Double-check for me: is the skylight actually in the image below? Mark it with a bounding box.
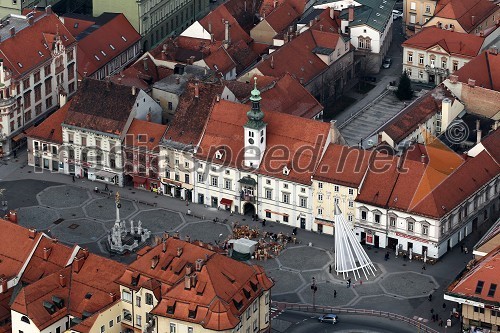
[121,36,127,42]
[17,62,23,68]
[101,50,107,56]
[38,51,43,57]
[94,55,100,61]
[109,44,115,50]
[74,23,79,28]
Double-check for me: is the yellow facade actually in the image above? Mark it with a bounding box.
[403,0,438,35]
[68,302,123,333]
[312,179,357,235]
[423,9,499,33]
[461,304,500,331]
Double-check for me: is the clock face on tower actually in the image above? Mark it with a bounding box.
[248,138,254,144]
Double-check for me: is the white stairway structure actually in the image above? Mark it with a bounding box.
[334,204,376,279]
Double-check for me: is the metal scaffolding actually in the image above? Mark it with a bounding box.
[334,204,376,280]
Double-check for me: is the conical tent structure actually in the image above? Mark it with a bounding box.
[334,204,376,280]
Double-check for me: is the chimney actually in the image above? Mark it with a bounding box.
[46,5,53,14]
[195,258,204,271]
[476,119,481,131]
[330,120,341,143]
[420,154,426,164]
[274,0,278,7]
[143,58,149,71]
[490,47,498,55]
[109,292,117,302]
[299,77,304,84]
[190,274,198,287]
[163,232,170,240]
[270,56,274,69]
[320,24,323,31]
[162,239,167,252]
[82,248,89,259]
[493,120,499,131]
[28,228,36,239]
[479,30,484,37]
[59,89,67,107]
[52,237,58,243]
[43,247,52,261]
[471,15,475,26]
[309,19,314,27]
[173,232,180,239]
[330,7,335,19]
[449,75,458,83]
[161,50,167,60]
[224,20,230,45]
[348,5,354,22]
[184,274,192,289]
[59,274,66,287]
[194,82,199,98]
[151,255,159,269]
[210,33,214,42]
[176,247,183,257]
[185,235,190,243]
[131,86,137,95]
[176,76,180,84]
[28,16,34,26]
[468,78,476,87]
[185,263,193,275]
[208,22,212,33]
[10,27,15,37]
[146,111,152,122]
[0,278,6,293]
[477,129,482,143]
[73,256,85,273]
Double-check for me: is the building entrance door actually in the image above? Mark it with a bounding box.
[300,218,306,229]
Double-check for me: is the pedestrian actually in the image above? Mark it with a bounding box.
[329,264,332,274]
[105,184,109,192]
[262,219,266,227]
[347,278,351,287]
[72,175,75,183]
[334,290,337,298]
[428,294,433,301]
[442,302,446,309]
[13,149,16,158]
[422,264,426,271]
[403,253,407,261]
[439,318,443,327]
[464,246,468,254]
[384,252,389,261]
[460,244,464,253]
[430,308,434,315]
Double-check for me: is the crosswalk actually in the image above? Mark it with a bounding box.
[412,315,429,323]
[270,305,285,320]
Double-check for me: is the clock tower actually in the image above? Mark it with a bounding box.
[243,77,267,168]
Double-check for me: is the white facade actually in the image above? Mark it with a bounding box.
[12,310,69,333]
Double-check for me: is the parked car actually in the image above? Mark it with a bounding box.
[392,10,403,19]
[318,314,339,324]
[382,58,392,69]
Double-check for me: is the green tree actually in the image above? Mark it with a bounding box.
[395,71,413,100]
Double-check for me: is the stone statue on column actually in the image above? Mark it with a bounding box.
[115,191,121,223]
[137,220,143,235]
[130,219,135,235]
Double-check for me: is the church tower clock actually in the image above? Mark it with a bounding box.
[243,77,267,168]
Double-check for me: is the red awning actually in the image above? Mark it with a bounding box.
[161,178,182,187]
[133,176,147,184]
[220,198,233,206]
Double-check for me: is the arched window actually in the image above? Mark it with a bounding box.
[21,316,30,324]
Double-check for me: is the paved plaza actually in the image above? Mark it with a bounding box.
[0,164,488,331]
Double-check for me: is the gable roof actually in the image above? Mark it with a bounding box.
[200,5,252,44]
[63,79,137,135]
[342,0,396,32]
[453,49,500,91]
[124,119,167,151]
[264,2,300,33]
[26,101,72,144]
[433,0,499,33]
[196,99,331,184]
[402,26,485,58]
[0,13,76,79]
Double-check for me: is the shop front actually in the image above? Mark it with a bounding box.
[220,198,233,211]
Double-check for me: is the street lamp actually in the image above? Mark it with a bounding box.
[311,277,318,309]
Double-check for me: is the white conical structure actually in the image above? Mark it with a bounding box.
[334,204,376,280]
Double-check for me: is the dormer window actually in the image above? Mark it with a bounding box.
[215,150,223,159]
[283,166,290,176]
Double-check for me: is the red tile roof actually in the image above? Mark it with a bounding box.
[381,85,454,144]
[71,14,141,77]
[226,39,260,73]
[245,73,323,118]
[225,75,277,99]
[453,49,500,91]
[118,237,273,331]
[26,101,71,144]
[313,144,372,187]
[402,26,485,58]
[259,0,307,16]
[0,14,76,79]
[124,119,167,151]
[111,55,174,91]
[64,79,137,135]
[481,128,500,164]
[196,99,331,184]
[264,2,300,33]
[204,46,236,75]
[447,246,500,304]
[200,5,252,44]
[61,16,95,37]
[433,0,498,33]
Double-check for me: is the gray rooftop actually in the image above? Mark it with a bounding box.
[339,0,396,32]
[0,13,47,43]
[152,64,212,95]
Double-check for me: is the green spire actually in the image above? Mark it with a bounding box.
[245,77,266,129]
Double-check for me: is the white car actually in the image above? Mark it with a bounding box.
[392,10,403,20]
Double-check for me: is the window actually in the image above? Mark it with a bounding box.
[68,63,75,80]
[23,78,30,90]
[45,96,53,108]
[334,185,339,192]
[282,193,290,204]
[246,308,251,319]
[418,54,424,65]
[299,197,307,207]
[410,1,416,10]
[361,210,367,220]
[188,328,193,333]
[95,139,101,148]
[224,179,231,190]
[168,102,173,110]
[44,78,52,94]
[67,49,74,61]
[265,189,272,199]
[453,61,459,71]
[406,68,412,77]
[101,325,105,333]
[475,281,485,294]
[318,208,323,215]
[374,214,380,223]
[407,52,413,63]
[430,56,435,67]
[136,295,141,307]
[185,174,190,184]
[123,309,132,322]
[389,216,396,227]
[422,225,429,235]
[266,211,271,218]
[23,91,31,108]
[109,320,113,327]
[116,315,121,323]
[410,14,416,24]
[283,215,289,223]
[34,71,41,83]
[253,301,258,312]
[348,188,354,195]
[44,64,51,76]
[425,5,431,13]
[145,293,154,305]
[197,173,203,182]
[20,316,30,324]
[283,184,288,189]
[211,176,218,187]
[487,284,497,297]
[136,315,142,327]
[318,182,323,189]
[419,70,424,79]
[348,214,353,222]
[266,179,271,185]
[253,319,258,331]
[122,290,132,303]
[318,194,323,201]
[407,221,414,231]
[170,323,176,333]
[441,58,447,69]
[348,200,353,208]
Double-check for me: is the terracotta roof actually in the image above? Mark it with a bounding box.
[223,0,263,32]
[119,238,273,331]
[64,79,137,135]
[0,14,76,79]
[245,73,323,118]
[26,101,71,144]
[163,81,224,146]
[226,39,260,73]
[256,29,331,84]
[433,0,499,33]
[259,0,307,16]
[381,85,454,144]
[0,219,42,281]
[313,144,372,187]
[70,13,141,77]
[402,26,484,58]
[111,55,174,91]
[124,119,167,151]
[61,16,95,37]
[12,253,126,330]
[264,2,300,33]
[446,246,500,305]
[481,128,500,163]
[196,99,331,184]
[453,49,500,91]
[200,5,252,44]
[204,46,236,75]
[225,75,277,100]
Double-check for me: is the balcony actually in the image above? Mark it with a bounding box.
[424,65,449,76]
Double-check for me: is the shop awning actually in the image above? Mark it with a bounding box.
[133,176,147,184]
[161,177,182,187]
[12,132,26,142]
[220,198,233,206]
[94,170,117,178]
[238,176,257,186]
